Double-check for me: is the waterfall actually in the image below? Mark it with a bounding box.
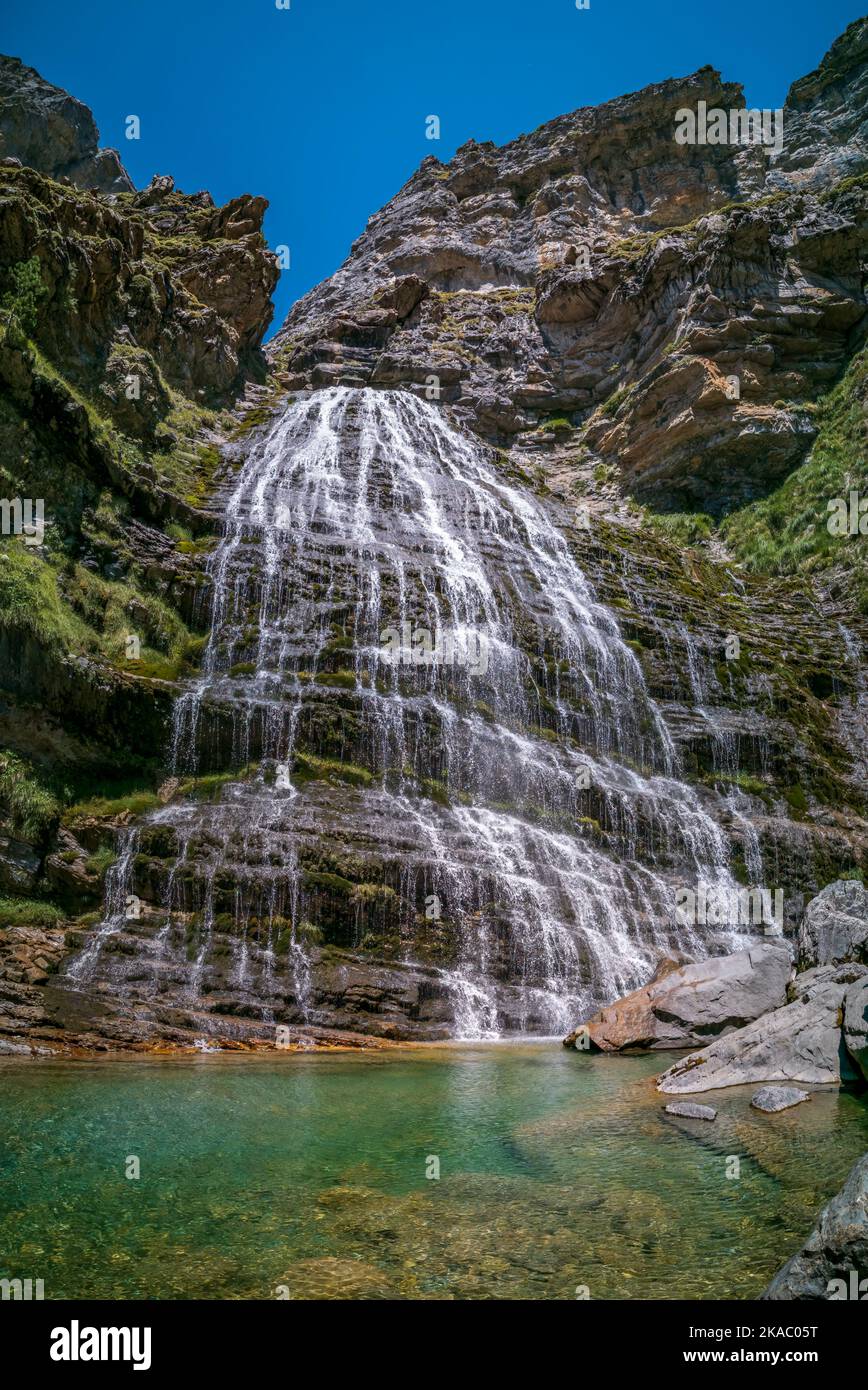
[64,387,747,1039]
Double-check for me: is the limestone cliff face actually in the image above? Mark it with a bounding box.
[270,18,868,511]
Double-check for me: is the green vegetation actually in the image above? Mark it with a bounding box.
[0,752,61,840]
[293,752,374,788]
[598,385,633,419]
[83,846,117,879]
[1,258,49,335]
[0,896,65,929]
[644,511,715,547]
[63,790,161,824]
[721,348,868,610]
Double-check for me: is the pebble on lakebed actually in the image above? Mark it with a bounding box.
[750,1086,811,1113]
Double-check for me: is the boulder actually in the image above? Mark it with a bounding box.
[798,879,868,969]
[657,978,863,1094]
[750,1086,810,1113]
[563,942,792,1052]
[761,1154,868,1299]
[843,976,868,1082]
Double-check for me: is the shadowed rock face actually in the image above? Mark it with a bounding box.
[761,1153,868,1299]
[0,54,133,194]
[269,19,868,512]
[844,975,868,1081]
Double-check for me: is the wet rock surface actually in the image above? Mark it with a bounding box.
[843,975,868,1082]
[751,1085,811,1112]
[0,34,866,1054]
[664,1101,717,1121]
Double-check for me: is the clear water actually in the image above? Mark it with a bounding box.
[1,1047,865,1300]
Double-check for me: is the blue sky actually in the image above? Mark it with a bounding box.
[4,0,865,338]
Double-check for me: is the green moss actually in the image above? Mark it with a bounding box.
[316,669,358,689]
[538,415,573,433]
[293,752,373,788]
[63,790,161,823]
[179,769,255,801]
[302,870,355,897]
[83,845,117,879]
[598,386,634,419]
[230,405,276,437]
[784,783,809,816]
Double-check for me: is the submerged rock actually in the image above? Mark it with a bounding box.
[563,942,791,1052]
[664,1101,717,1121]
[750,1086,811,1113]
[761,1154,868,1300]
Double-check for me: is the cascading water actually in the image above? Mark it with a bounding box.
[62,387,749,1041]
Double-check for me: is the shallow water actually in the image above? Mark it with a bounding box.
[1,1044,865,1300]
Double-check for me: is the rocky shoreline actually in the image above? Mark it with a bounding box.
[564,876,868,1298]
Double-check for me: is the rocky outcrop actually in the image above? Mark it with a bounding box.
[0,55,132,193]
[798,878,868,968]
[657,964,867,1094]
[0,165,278,405]
[761,1153,868,1299]
[563,941,791,1050]
[769,17,868,192]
